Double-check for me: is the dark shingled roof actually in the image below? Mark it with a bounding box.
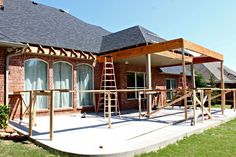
[0,0,174,54]
[194,63,236,84]
[0,0,110,53]
[100,25,165,53]
[161,63,236,84]
[160,65,191,76]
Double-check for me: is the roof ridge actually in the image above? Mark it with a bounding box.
[136,25,148,45]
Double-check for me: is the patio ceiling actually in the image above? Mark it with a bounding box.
[115,51,192,67]
[97,38,224,66]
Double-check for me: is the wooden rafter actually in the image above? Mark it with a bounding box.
[49,47,56,55]
[37,45,45,54]
[88,52,96,60]
[60,48,68,56]
[71,49,78,58]
[78,50,87,59]
[25,44,32,53]
[23,44,95,60]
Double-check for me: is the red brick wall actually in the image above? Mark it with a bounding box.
[114,62,186,110]
[7,53,192,116]
[8,53,100,115]
[0,48,6,104]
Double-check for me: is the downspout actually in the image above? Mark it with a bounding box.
[5,47,26,106]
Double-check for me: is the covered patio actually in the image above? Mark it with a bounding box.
[9,38,229,134]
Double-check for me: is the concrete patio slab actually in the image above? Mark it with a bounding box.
[9,108,236,157]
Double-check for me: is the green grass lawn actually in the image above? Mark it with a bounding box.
[211,104,232,109]
[138,118,236,157]
[0,139,56,157]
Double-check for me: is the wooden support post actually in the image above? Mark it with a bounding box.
[192,89,197,125]
[191,63,196,125]
[50,91,54,141]
[200,90,204,122]
[233,91,236,112]
[32,93,37,127]
[20,97,23,121]
[29,91,33,136]
[182,49,188,120]
[146,54,152,116]
[220,61,225,115]
[208,90,212,119]
[108,91,111,128]
[138,92,141,119]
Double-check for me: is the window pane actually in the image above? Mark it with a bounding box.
[77,64,93,106]
[136,73,144,88]
[172,80,177,89]
[166,79,177,100]
[127,92,136,99]
[166,80,171,89]
[127,72,135,87]
[53,62,72,108]
[24,59,48,109]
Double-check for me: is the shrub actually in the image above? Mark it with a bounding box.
[0,105,10,129]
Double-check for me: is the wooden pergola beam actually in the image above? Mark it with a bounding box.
[193,56,220,64]
[183,39,223,61]
[97,38,223,63]
[97,38,184,62]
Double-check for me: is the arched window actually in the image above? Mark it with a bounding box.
[77,64,94,106]
[53,62,73,108]
[24,59,48,109]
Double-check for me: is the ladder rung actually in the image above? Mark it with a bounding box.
[105,62,113,65]
[100,98,118,101]
[103,74,114,76]
[105,68,113,70]
[102,86,116,88]
[102,80,116,82]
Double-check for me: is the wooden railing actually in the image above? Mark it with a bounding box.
[11,88,236,141]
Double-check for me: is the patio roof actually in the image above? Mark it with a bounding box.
[97,38,223,68]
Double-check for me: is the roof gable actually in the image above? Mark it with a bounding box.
[100,25,165,53]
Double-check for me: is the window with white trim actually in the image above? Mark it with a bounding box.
[127,72,145,99]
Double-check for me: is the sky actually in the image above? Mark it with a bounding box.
[36,0,236,70]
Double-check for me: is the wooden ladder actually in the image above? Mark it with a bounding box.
[96,56,120,117]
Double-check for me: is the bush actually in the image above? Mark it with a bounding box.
[0,105,10,129]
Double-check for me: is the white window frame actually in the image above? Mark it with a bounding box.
[77,63,95,108]
[127,71,146,100]
[24,58,49,111]
[52,61,73,109]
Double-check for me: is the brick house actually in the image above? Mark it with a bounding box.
[0,0,225,116]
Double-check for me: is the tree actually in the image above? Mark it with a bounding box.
[195,72,207,87]
[209,73,216,88]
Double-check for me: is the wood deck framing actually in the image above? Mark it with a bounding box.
[11,87,236,141]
